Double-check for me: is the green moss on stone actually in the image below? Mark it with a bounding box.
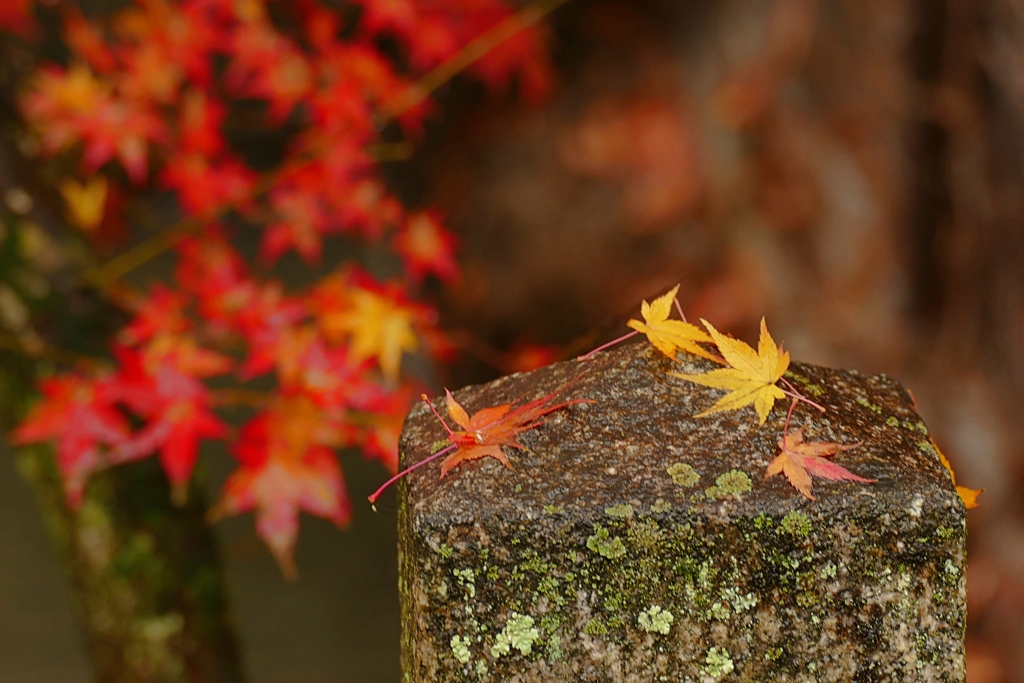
[605,503,634,518]
[667,462,700,487]
[586,524,626,559]
[650,498,672,514]
[627,518,664,552]
[705,470,752,499]
[785,372,825,396]
[779,510,812,537]
[856,397,882,413]
[583,617,607,636]
[722,586,757,612]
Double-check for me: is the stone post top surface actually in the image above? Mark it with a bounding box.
[399,341,961,526]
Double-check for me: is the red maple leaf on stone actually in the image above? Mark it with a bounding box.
[765,428,873,500]
[210,404,350,578]
[11,374,129,508]
[435,388,591,477]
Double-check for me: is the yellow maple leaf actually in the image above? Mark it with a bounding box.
[932,437,982,509]
[60,176,108,232]
[669,318,790,425]
[327,287,418,383]
[626,285,717,361]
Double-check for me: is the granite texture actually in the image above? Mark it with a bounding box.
[398,342,966,682]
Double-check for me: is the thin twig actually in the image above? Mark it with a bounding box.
[0,329,106,372]
[209,387,272,409]
[383,0,572,117]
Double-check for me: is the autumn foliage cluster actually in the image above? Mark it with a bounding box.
[1,0,553,576]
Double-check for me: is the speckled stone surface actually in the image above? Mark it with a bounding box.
[397,342,966,682]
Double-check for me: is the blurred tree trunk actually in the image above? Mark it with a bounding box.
[14,442,246,683]
[0,39,245,683]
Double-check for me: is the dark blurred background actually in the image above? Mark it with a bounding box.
[3,0,1023,681]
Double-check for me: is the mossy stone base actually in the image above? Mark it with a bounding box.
[398,343,966,682]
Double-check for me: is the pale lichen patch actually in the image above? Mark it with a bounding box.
[702,647,734,678]
[450,635,472,664]
[667,462,700,487]
[490,612,539,658]
[637,605,673,634]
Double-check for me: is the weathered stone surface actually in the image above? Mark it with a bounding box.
[398,342,966,682]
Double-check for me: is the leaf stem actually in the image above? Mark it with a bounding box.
[367,443,457,505]
[782,396,798,436]
[673,297,688,323]
[421,393,455,437]
[577,330,638,361]
[779,377,826,413]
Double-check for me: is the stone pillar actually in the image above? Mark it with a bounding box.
[397,343,966,682]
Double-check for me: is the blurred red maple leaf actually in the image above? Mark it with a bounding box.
[111,343,230,502]
[11,374,129,507]
[210,402,350,578]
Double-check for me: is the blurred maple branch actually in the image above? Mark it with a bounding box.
[84,0,573,292]
[382,0,572,116]
[0,329,106,372]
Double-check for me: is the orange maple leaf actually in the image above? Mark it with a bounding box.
[436,389,592,477]
[367,386,592,504]
[932,437,982,509]
[669,318,790,425]
[626,285,717,362]
[765,428,872,500]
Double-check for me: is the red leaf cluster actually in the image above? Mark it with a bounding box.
[7,0,553,575]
